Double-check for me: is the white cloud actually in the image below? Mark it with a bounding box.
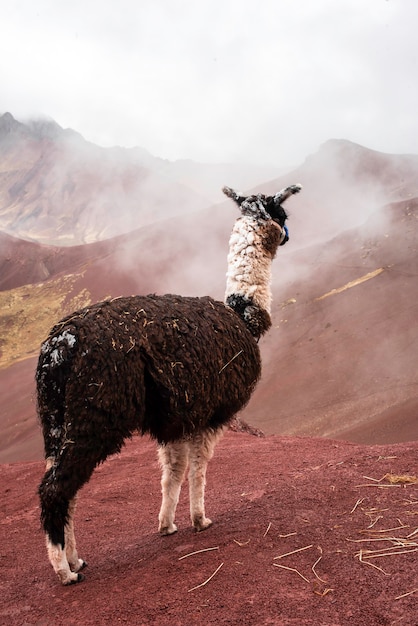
[1,0,418,166]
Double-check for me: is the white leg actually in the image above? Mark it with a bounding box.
[158,441,189,535]
[188,430,222,532]
[65,497,86,573]
[42,459,86,585]
[47,538,81,585]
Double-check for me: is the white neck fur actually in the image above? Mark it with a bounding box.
[225,216,276,314]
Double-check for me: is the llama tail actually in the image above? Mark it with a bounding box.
[37,333,81,550]
[273,184,302,205]
[36,329,78,462]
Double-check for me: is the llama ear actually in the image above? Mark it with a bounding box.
[273,184,302,205]
[222,186,235,199]
[222,186,245,206]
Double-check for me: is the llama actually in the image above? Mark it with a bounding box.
[37,183,301,585]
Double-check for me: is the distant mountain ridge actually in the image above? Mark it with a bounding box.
[0,113,212,245]
[0,113,282,245]
[0,111,82,142]
[2,112,417,248]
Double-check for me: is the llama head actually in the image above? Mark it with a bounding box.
[222,183,302,246]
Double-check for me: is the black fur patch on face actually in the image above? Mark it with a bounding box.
[226,294,272,340]
[263,197,288,228]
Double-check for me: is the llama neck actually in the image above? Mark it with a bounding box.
[224,216,279,339]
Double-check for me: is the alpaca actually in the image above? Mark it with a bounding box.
[36,183,301,585]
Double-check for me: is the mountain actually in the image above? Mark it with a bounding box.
[1,130,418,463]
[0,113,282,245]
[0,113,211,244]
[257,138,418,248]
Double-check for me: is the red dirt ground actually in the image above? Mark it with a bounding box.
[2,430,418,625]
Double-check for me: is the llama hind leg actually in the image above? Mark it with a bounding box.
[39,454,95,585]
[188,430,222,532]
[65,497,87,573]
[43,498,87,584]
[158,442,189,535]
[39,467,82,585]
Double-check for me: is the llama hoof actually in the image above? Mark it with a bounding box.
[67,572,85,584]
[70,558,87,572]
[159,523,178,536]
[193,516,213,532]
[62,572,85,585]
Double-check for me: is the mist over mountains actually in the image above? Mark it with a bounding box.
[0,112,417,462]
[0,112,281,245]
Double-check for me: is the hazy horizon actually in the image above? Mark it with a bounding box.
[2,1,418,168]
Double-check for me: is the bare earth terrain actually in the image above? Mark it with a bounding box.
[2,430,418,625]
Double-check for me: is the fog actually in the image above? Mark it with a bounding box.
[3,112,416,313]
[2,0,418,168]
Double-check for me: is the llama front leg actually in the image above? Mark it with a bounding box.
[158,442,189,535]
[188,430,221,532]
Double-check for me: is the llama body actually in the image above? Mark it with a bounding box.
[37,184,301,584]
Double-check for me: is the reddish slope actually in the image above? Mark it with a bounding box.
[0,203,230,296]
[1,432,418,625]
[247,198,418,442]
[0,357,42,463]
[0,231,98,291]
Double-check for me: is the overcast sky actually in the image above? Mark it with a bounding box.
[2,0,417,167]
